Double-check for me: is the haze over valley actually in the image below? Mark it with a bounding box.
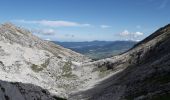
[55,41,136,60]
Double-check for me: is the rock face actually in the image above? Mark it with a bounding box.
[69,24,170,100]
[0,23,102,99]
[0,23,87,62]
[0,80,60,100]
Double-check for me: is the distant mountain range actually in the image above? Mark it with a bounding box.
[53,41,137,60]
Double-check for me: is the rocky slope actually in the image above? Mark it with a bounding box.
[0,23,105,99]
[69,24,170,100]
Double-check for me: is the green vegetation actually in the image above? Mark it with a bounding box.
[41,58,50,68]
[61,61,77,78]
[31,59,50,72]
[55,41,136,60]
[99,69,112,78]
[93,62,114,78]
[53,96,67,100]
[31,64,44,72]
[93,65,112,78]
[85,50,125,60]
[62,61,72,74]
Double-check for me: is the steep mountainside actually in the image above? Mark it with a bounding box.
[0,23,87,62]
[0,23,104,99]
[69,24,170,100]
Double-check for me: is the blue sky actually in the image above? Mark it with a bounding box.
[0,0,170,41]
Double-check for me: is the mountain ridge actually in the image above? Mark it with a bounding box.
[0,23,97,99]
[0,23,89,62]
[69,23,170,100]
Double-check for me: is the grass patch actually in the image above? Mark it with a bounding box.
[53,96,67,100]
[62,61,72,74]
[61,61,77,78]
[93,66,112,78]
[99,69,112,78]
[31,59,50,73]
[41,58,50,68]
[31,64,43,72]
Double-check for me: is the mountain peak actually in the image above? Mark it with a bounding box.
[2,22,16,27]
[1,22,21,32]
[0,22,32,41]
[133,23,170,48]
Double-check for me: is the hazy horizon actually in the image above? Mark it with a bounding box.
[52,40,139,42]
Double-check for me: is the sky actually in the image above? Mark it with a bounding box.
[0,0,170,41]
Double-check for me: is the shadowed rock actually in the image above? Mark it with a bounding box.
[69,24,170,100]
[0,80,66,100]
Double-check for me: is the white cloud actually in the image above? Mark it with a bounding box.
[120,30,144,37]
[135,32,143,36]
[133,32,144,38]
[81,24,91,27]
[100,25,111,29]
[32,29,56,35]
[120,30,130,36]
[120,30,144,41]
[15,20,91,27]
[45,38,51,41]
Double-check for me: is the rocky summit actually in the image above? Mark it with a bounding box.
[0,23,170,100]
